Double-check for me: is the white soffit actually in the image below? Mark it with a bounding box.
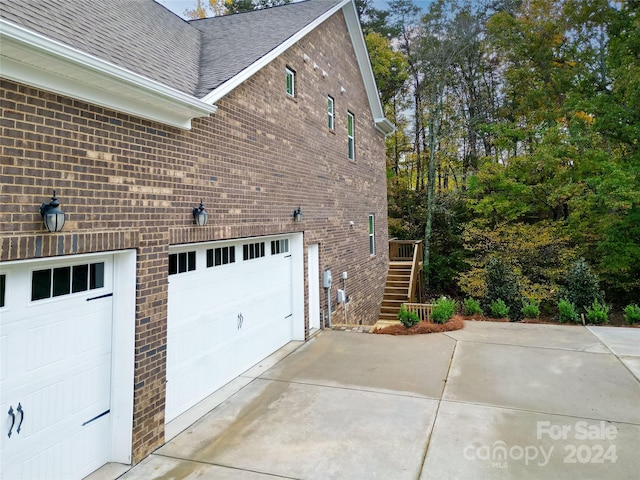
[0,19,217,130]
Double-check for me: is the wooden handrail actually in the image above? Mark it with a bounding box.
[407,243,419,302]
[389,239,422,261]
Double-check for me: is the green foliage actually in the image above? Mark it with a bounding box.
[463,297,483,316]
[564,259,604,315]
[521,298,540,319]
[459,221,576,309]
[585,300,609,325]
[381,0,639,307]
[397,304,419,328]
[624,304,640,325]
[365,32,408,105]
[484,257,523,321]
[489,299,509,319]
[432,297,457,324]
[557,299,579,324]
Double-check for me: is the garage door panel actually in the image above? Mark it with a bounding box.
[25,320,67,372]
[0,255,114,480]
[167,236,298,422]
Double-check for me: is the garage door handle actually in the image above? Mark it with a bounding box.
[87,293,113,301]
[237,313,243,330]
[7,406,15,438]
[16,403,23,434]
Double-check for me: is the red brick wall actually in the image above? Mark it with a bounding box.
[0,10,388,461]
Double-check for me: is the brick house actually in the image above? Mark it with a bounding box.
[0,0,392,477]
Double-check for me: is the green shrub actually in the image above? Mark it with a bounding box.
[463,297,483,316]
[586,300,609,324]
[489,299,510,318]
[564,259,604,315]
[432,297,457,324]
[484,257,523,321]
[624,304,640,325]
[558,299,579,323]
[398,304,419,328]
[521,298,540,319]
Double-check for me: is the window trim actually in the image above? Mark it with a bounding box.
[347,111,355,160]
[327,95,335,130]
[286,67,295,97]
[368,214,375,256]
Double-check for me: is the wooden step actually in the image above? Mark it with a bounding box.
[383,292,408,301]
[387,274,410,281]
[389,261,413,267]
[383,288,408,295]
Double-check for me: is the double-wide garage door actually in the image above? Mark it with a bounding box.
[0,256,114,480]
[166,235,298,422]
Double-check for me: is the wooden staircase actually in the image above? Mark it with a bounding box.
[379,240,423,322]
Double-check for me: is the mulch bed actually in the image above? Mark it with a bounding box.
[373,314,465,335]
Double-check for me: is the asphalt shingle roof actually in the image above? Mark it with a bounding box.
[0,0,201,95]
[0,0,344,98]
[189,0,343,97]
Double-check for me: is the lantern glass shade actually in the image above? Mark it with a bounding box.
[43,210,65,232]
[193,200,208,226]
[40,191,65,232]
[195,209,208,226]
[293,207,302,222]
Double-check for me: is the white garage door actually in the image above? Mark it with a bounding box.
[166,235,296,421]
[0,255,113,480]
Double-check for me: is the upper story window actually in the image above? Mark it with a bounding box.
[369,214,375,256]
[327,96,335,130]
[347,112,355,160]
[169,251,196,275]
[286,67,295,97]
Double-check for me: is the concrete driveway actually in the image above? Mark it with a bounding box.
[116,322,640,480]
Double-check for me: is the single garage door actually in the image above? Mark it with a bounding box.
[166,235,296,421]
[0,255,114,480]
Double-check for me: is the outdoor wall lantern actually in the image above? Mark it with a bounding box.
[39,190,66,232]
[293,207,303,222]
[192,200,208,226]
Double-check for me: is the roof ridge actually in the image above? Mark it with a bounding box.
[188,0,315,23]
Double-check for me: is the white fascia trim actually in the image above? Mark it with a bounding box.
[0,19,217,129]
[201,0,351,105]
[342,1,395,135]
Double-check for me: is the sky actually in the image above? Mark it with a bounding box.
[156,0,435,19]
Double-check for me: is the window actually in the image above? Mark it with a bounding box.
[0,274,5,308]
[286,67,295,97]
[347,112,355,160]
[369,214,375,255]
[327,96,335,130]
[207,246,235,267]
[31,262,105,301]
[271,239,289,255]
[243,242,265,260]
[168,251,196,275]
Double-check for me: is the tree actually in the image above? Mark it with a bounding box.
[184,0,290,18]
